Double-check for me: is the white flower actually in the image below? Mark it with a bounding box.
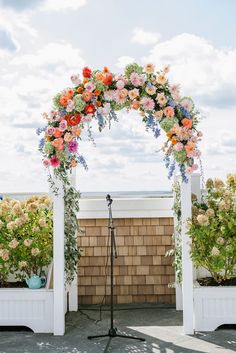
[197,214,209,226]
[211,246,220,256]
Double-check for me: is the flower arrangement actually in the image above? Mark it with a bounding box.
[0,196,53,286]
[38,62,202,282]
[188,174,236,284]
[38,63,202,181]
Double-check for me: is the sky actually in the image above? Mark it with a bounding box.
[0,0,236,193]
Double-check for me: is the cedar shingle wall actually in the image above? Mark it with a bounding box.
[77,217,175,305]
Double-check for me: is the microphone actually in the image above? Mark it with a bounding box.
[106,194,113,205]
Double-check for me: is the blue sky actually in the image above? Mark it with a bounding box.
[0,0,236,193]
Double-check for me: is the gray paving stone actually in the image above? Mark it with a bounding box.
[0,305,235,353]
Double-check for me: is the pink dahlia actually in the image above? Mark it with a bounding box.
[130,72,145,87]
[59,119,67,132]
[163,106,175,118]
[68,139,78,153]
[50,156,60,168]
[140,97,155,111]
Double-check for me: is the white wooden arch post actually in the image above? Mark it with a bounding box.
[52,175,65,335]
[68,168,78,311]
[181,173,201,334]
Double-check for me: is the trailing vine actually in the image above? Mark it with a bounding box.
[166,179,182,285]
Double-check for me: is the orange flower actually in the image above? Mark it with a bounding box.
[171,137,178,144]
[94,89,101,96]
[60,95,69,107]
[77,86,84,94]
[70,159,78,168]
[71,126,81,137]
[96,101,102,107]
[102,73,113,85]
[185,142,195,154]
[166,133,172,139]
[83,79,88,85]
[66,89,74,98]
[95,72,103,81]
[131,100,140,110]
[52,138,64,150]
[54,128,62,138]
[103,66,110,73]
[181,118,192,129]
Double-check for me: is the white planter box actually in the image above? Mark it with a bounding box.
[0,288,53,333]
[194,285,236,331]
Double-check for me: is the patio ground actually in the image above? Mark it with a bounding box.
[0,304,236,353]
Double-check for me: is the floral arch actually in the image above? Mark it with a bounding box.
[38,62,202,284]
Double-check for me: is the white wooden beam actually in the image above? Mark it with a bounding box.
[181,178,194,334]
[53,176,65,335]
[68,169,78,312]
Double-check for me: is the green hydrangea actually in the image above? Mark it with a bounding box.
[95,81,105,92]
[53,93,62,109]
[160,117,178,133]
[56,151,68,161]
[44,142,54,155]
[173,150,187,164]
[124,63,143,78]
[110,101,127,111]
[74,94,86,112]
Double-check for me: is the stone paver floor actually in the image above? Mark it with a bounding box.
[0,304,236,353]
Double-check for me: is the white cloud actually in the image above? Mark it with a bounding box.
[142,33,236,107]
[131,27,161,45]
[41,0,87,11]
[116,56,135,69]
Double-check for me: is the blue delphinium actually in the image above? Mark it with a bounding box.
[77,155,88,170]
[179,105,190,118]
[38,138,45,152]
[180,164,188,183]
[36,126,46,136]
[168,161,176,179]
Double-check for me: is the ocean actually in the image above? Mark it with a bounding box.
[0,190,173,200]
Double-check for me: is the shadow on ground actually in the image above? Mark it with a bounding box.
[0,304,236,353]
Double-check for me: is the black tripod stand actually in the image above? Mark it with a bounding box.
[88,194,145,352]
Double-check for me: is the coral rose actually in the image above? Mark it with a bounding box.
[181,118,192,129]
[60,95,69,107]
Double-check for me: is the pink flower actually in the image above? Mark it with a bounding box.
[46,126,55,136]
[59,119,67,132]
[140,97,155,111]
[113,89,128,104]
[84,81,95,92]
[163,106,175,118]
[104,90,115,101]
[43,159,50,168]
[66,99,75,113]
[154,110,163,120]
[162,64,170,73]
[128,88,139,100]
[174,142,183,152]
[71,74,81,86]
[170,84,180,95]
[116,80,125,90]
[83,90,92,102]
[180,98,193,112]
[50,156,60,168]
[130,72,145,87]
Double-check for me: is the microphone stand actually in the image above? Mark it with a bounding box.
[88,194,145,352]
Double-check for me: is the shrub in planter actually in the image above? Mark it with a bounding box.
[0,196,53,286]
[188,174,236,284]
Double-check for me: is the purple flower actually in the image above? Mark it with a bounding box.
[68,139,78,153]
